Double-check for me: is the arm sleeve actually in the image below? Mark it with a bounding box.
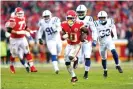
[89,21,98,41]
[111,24,118,40]
[37,26,43,40]
[54,17,62,32]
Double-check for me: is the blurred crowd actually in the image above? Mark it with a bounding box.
[1,1,133,64]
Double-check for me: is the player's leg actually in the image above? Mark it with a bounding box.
[18,47,29,72]
[65,45,78,83]
[82,42,92,79]
[68,44,81,69]
[47,41,60,74]
[21,37,37,72]
[99,45,108,77]
[108,43,123,73]
[9,38,18,73]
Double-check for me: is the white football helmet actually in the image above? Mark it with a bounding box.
[97,11,108,24]
[42,10,52,23]
[76,4,87,19]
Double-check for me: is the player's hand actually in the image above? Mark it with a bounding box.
[39,39,43,45]
[62,33,68,39]
[11,30,16,34]
[92,40,97,47]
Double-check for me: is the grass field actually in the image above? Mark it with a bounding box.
[1,62,133,89]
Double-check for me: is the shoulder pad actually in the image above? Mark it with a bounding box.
[52,17,60,23]
[108,18,115,24]
[88,16,93,22]
[94,20,98,27]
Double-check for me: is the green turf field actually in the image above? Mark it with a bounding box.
[1,62,133,89]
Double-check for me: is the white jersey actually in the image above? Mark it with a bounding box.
[94,18,118,44]
[77,16,97,41]
[37,17,62,41]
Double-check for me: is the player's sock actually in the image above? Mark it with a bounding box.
[25,53,37,72]
[102,59,107,70]
[85,58,91,71]
[52,61,59,71]
[25,53,33,67]
[10,56,15,73]
[51,55,59,72]
[111,49,119,65]
[65,62,76,77]
[10,56,15,66]
[19,59,28,67]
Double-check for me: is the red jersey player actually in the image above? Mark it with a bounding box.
[61,10,88,83]
[5,7,37,73]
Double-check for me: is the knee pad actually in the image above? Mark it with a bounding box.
[69,56,74,61]
[65,62,71,66]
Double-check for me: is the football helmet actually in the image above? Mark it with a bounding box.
[42,10,52,23]
[66,10,77,26]
[97,11,108,24]
[76,4,87,19]
[15,7,24,18]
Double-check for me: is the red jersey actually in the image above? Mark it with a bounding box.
[6,17,26,38]
[61,21,84,45]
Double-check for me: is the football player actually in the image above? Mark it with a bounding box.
[5,7,37,73]
[37,10,62,74]
[61,10,89,83]
[94,11,123,77]
[76,4,98,79]
[6,12,34,73]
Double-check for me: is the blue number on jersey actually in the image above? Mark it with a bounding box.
[45,27,57,35]
[99,29,111,38]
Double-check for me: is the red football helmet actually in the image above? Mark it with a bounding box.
[15,7,24,18]
[66,10,77,26]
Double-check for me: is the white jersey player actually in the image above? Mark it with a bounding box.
[94,11,123,77]
[76,4,98,79]
[37,10,62,74]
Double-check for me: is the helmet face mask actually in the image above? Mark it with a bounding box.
[76,5,87,19]
[66,10,77,26]
[98,17,106,24]
[42,10,52,23]
[67,17,75,26]
[15,7,24,19]
[16,11,24,18]
[98,11,108,24]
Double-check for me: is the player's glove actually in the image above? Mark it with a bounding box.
[92,40,97,47]
[39,39,43,45]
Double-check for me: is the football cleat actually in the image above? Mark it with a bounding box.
[73,58,78,69]
[103,70,107,78]
[116,66,123,73]
[71,77,78,83]
[10,65,15,74]
[83,71,88,79]
[55,70,59,74]
[30,66,37,72]
[26,67,30,73]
